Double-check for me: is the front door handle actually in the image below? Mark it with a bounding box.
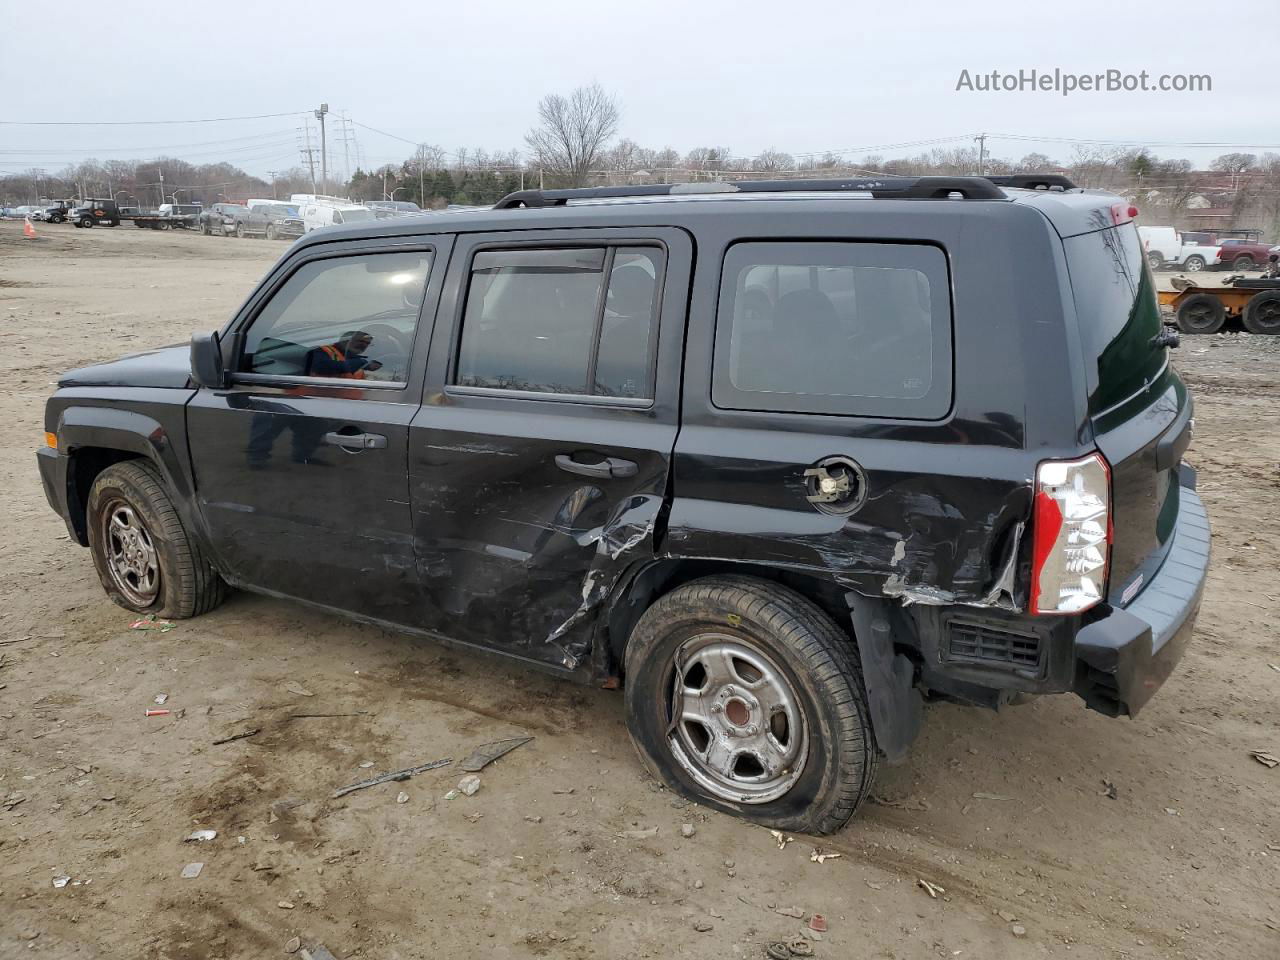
[323,431,387,452]
[555,453,638,479]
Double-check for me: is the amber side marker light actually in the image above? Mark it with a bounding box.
[45,432,57,449]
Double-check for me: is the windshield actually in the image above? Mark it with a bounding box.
[1064,222,1166,416]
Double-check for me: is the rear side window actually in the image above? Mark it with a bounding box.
[1064,224,1164,414]
[455,246,662,399]
[713,242,952,418]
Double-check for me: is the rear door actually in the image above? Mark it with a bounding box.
[186,236,451,624]
[1062,220,1190,606]
[407,227,692,670]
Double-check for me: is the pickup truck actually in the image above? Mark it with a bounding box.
[1213,238,1278,271]
[1137,225,1219,272]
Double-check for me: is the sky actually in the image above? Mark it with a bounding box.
[3,0,1277,180]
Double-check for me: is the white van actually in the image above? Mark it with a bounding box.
[299,201,375,233]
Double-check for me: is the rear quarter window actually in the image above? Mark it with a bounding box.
[712,241,953,419]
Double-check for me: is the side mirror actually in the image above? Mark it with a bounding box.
[190,330,226,388]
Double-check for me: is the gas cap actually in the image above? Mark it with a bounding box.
[803,456,868,516]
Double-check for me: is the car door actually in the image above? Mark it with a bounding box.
[186,235,453,625]
[408,227,692,670]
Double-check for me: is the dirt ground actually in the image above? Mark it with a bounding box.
[1,220,1277,960]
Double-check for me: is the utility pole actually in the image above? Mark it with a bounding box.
[417,144,426,207]
[158,169,165,207]
[267,171,279,199]
[975,132,987,176]
[314,103,329,195]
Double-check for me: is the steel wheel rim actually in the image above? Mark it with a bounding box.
[1185,305,1215,329]
[666,632,809,804]
[1186,259,1203,271]
[1255,301,1280,331]
[101,499,160,606]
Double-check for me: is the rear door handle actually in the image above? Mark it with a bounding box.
[323,431,387,451]
[554,453,638,479]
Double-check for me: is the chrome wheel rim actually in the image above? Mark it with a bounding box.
[667,632,809,804]
[101,499,160,606]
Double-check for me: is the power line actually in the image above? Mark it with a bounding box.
[0,111,307,126]
[988,133,1280,150]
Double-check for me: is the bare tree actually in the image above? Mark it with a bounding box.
[525,83,620,187]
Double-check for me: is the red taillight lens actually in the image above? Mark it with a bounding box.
[1109,202,1137,225]
[1030,453,1111,615]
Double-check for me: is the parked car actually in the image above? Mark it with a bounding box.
[231,203,305,240]
[299,200,376,232]
[366,200,423,218]
[69,198,121,228]
[200,203,250,236]
[1137,225,1218,272]
[36,175,1209,834]
[1213,238,1275,271]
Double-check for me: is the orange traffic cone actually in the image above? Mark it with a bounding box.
[22,217,36,240]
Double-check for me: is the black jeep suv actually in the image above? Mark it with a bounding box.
[37,175,1210,833]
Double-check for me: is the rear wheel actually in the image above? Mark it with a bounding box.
[201,221,210,235]
[87,461,226,619]
[1175,293,1226,334]
[79,216,94,228]
[1243,290,1280,334]
[1183,255,1206,272]
[1147,252,1163,270]
[1232,255,1256,271]
[265,225,277,241]
[235,223,246,238]
[624,576,878,835]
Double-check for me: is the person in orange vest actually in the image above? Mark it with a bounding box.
[306,330,383,379]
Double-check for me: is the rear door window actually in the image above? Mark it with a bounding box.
[1063,224,1164,414]
[713,241,952,419]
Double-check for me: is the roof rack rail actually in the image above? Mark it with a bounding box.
[983,174,1078,191]
[493,175,1008,209]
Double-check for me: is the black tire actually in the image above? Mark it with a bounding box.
[1147,252,1163,271]
[235,223,245,239]
[50,214,64,224]
[86,460,226,619]
[1183,255,1206,272]
[200,221,210,235]
[1242,290,1280,334]
[79,216,94,228]
[1175,293,1227,334]
[265,225,277,241]
[1232,255,1255,272]
[624,575,878,835]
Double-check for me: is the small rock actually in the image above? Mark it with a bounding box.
[358,761,374,769]
[775,905,805,919]
[396,792,409,804]
[694,879,704,889]
[180,862,203,879]
[620,826,659,839]
[1011,924,1027,938]
[285,936,301,953]
[20,930,39,941]
[278,900,295,910]
[681,823,696,838]
[997,910,1017,923]
[524,815,542,823]
[692,919,713,933]
[726,869,736,878]
[723,859,735,868]
[458,774,481,796]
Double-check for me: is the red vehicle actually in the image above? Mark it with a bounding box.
[1214,237,1277,271]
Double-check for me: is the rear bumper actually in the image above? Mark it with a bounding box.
[1073,484,1210,716]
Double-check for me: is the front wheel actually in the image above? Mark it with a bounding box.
[235,224,246,238]
[1232,255,1255,271]
[265,225,277,241]
[87,461,226,619]
[1147,253,1163,270]
[1176,293,1226,334]
[1183,255,1206,272]
[79,216,94,228]
[1243,290,1280,334]
[624,576,878,835]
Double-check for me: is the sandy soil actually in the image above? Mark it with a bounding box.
[0,220,1277,960]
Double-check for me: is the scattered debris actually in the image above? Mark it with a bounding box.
[1164,807,1180,816]
[775,905,805,919]
[808,914,828,933]
[457,774,482,796]
[284,680,314,697]
[553,787,575,795]
[331,757,452,799]
[871,794,931,811]
[971,792,1014,801]
[864,879,884,890]
[180,862,203,879]
[1251,750,1279,768]
[786,939,815,957]
[212,728,261,745]
[444,790,459,800]
[1011,924,1028,938]
[619,826,659,839]
[3,794,27,810]
[0,635,34,646]
[524,815,543,823]
[691,919,713,933]
[1101,779,1119,800]
[278,900,295,910]
[358,761,374,769]
[285,936,301,954]
[129,616,174,633]
[144,709,171,718]
[300,947,338,960]
[809,848,841,864]
[918,879,946,899]
[396,791,409,804]
[766,944,791,960]
[153,694,168,705]
[681,823,696,838]
[770,829,794,850]
[464,812,483,823]
[185,829,217,842]
[997,910,1017,923]
[459,736,534,772]
[52,875,70,888]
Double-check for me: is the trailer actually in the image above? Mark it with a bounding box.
[1159,275,1280,335]
[125,203,203,230]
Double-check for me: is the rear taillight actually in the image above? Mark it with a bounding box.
[1030,453,1111,615]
